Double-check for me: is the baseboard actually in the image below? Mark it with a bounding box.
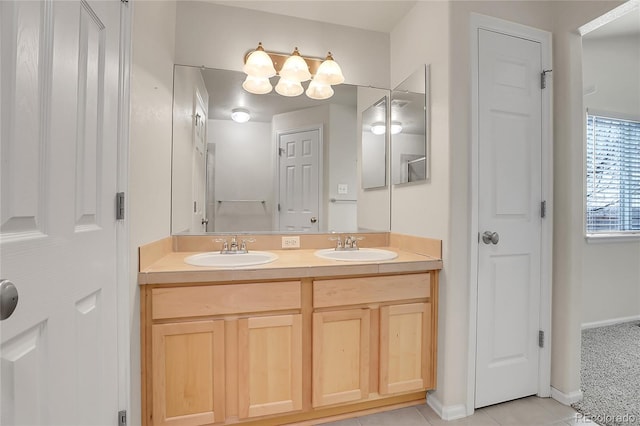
[426,393,467,421]
[581,314,640,330]
[551,387,583,405]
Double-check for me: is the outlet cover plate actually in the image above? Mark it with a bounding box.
[282,236,300,249]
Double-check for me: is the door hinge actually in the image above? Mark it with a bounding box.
[116,192,125,220]
[541,200,546,218]
[278,148,285,156]
[538,330,545,348]
[277,203,281,212]
[541,69,552,89]
[118,410,127,426]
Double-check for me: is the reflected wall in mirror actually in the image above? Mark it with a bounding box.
[391,64,429,184]
[171,65,391,234]
[361,96,388,189]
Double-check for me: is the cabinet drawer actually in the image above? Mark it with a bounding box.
[313,274,430,308]
[152,281,301,320]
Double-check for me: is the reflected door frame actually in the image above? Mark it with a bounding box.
[467,13,553,417]
[274,126,324,232]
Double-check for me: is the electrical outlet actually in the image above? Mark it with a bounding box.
[282,236,300,249]
[338,184,348,194]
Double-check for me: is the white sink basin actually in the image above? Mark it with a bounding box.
[184,251,278,268]
[314,248,398,262]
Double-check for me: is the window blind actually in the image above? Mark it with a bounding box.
[586,113,640,234]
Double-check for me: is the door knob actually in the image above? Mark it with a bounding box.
[482,231,499,245]
[201,218,209,225]
[310,217,317,223]
[0,279,19,321]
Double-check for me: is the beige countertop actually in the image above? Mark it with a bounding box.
[138,247,443,285]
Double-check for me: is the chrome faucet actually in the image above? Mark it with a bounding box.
[329,235,364,250]
[214,236,255,254]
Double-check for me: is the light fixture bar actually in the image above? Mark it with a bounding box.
[244,50,325,77]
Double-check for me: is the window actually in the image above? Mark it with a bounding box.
[585,113,640,235]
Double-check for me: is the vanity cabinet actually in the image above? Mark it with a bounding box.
[141,271,438,426]
[312,273,436,406]
[142,281,303,426]
[238,314,303,418]
[312,309,371,407]
[151,320,225,425]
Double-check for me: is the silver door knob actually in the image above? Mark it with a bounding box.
[310,217,317,223]
[0,279,19,321]
[482,231,499,245]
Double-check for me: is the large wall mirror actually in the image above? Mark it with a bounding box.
[171,65,391,234]
[391,64,429,184]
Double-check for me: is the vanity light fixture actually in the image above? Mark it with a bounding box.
[275,77,304,97]
[242,75,272,94]
[279,47,312,82]
[231,108,251,123]
[243,42,276,78]
[306,79,334,100]
[242,42,345,99]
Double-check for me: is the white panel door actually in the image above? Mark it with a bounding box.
[278,129,320,232]
[192,87,207,231]
[0,0,121,424]
[475,29,543,408]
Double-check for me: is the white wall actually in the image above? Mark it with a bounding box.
[209,119,273,232]
[550,0,625,395]
[580,32,640,325]
[389,0,623,414]
[171,66,208,233]
[174,2,389,88]
[128,1,176,423]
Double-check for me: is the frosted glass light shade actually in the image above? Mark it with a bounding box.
[371,122,386,135]
[242,75,272,94]
[279,48,311,82]
[390,121,403,134]
[231,108,251,123]
[275,77,303,97]
[243,43,276,78]
[306,79,334,100]
[314,53,345,85]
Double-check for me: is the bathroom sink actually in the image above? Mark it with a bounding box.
[314,248,398,262]
[184,251,278,267]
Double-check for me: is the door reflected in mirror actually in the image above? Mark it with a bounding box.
[171,65,391,234]
[361,96,388,189]
[391,64,429,184]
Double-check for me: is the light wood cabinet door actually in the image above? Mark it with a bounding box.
[312,309,370,407]
[238,314,303,418]
[152,320,225,426]
[379,302,431,395]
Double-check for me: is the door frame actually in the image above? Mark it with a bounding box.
[467,13,553,415]
[274,125,324,231]
[116,0,132,417]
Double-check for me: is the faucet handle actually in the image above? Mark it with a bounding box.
[214,238,228,252]
[329,236,343,249]
[351,235,364,249]
[240,238,256,251]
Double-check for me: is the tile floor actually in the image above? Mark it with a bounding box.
[321,396,592,426]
